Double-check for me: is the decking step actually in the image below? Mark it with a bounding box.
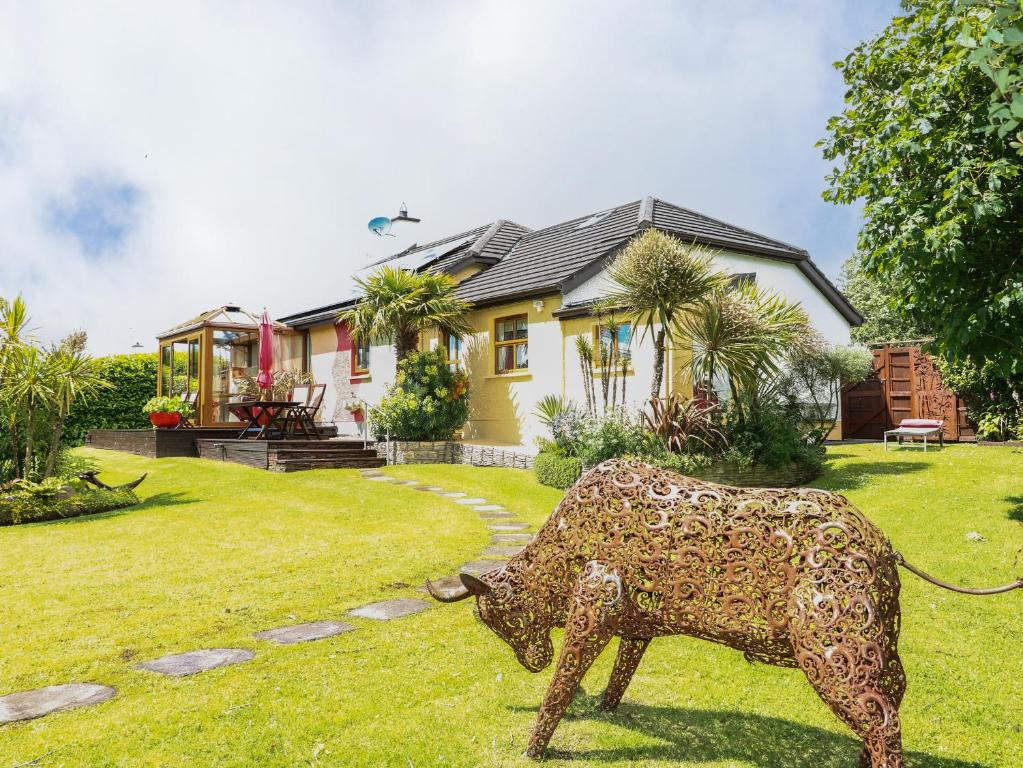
[272,457,386,472]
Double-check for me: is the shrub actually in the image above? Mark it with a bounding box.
[720,397,825,473]
[631,449,713,476]
[575,410,658,467]
[0,480,138,526]
[63,353,158,444]
[371,349,470,440]
[534,452,583,489]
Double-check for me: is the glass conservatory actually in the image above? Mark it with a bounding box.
[156,305,306,426]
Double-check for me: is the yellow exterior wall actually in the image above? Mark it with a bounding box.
[456,296,563,446]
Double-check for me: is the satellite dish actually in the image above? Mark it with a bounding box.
[368,216,393,237]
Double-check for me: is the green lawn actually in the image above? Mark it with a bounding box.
[1,444,1021,767]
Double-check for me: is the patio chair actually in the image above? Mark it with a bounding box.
[177,391,199,428]
[884,418,945,451]
[286,383,325,439]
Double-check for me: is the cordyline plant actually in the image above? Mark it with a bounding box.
[679,281,808,421]
[607,230,727,400]
[338,266,472,361]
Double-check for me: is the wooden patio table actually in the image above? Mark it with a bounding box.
[226,400,299,440]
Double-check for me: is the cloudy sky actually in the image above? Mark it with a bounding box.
[0,1,899,354]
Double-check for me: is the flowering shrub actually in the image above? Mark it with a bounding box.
[370,349,470,440]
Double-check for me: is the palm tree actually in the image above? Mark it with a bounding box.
[337,266,473,361]
[0,297,30,478]
[607,230,727,399]
[679,281,808,414]
[43,340,111,477]
[8,345,52,479]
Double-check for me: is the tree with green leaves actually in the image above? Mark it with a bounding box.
[822,0,1023,375]
[608,229,726,399]
[839,252,932,344]
[337,265,472,361]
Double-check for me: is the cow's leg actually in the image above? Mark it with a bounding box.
[525,562,622,759]
[789,574,904,768]
[599,636,650,711]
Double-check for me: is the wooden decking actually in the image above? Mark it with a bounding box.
[195,439,383,472]
[86,427,382,472]
[87,428,244,458]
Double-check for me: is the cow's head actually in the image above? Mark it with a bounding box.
[425,568,554,672]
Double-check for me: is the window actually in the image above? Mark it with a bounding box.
[354,336,370,374]
[443,331,462,371]
[494,314,528,373]
[730,272,756,289]
[594,321,633,362]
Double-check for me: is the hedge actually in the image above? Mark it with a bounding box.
[534,452,583,489]
[0,487,139,526]
[64,353,158,445]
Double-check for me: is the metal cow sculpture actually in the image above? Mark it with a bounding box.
[426,459,1022,767]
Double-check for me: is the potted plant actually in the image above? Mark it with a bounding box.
[143,396,193,429]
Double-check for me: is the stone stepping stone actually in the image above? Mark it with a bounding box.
[420,486,444,492]
[455,497,488,505]
[136,649,254,677]
[253,620,354,645]
[396,480,420,486]
[492,533,533,544]
[348,598,430,620]
[461,559,508,575]
[478,511,514,519]
[417,575,465,599]
[0,683,115,724]
[474,504,505,511]
[488,522,529,531]
[365,476,399,482]
[483,545,524,558]
[441,492,467,498]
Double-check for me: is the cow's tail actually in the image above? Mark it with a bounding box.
[894,551,1023,596]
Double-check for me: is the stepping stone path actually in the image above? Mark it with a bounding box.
[455,497,488,505]
[488,521,529,531]
[492,533,533,544]
[254,620,354,645]
[136,649,254,677]
[0,683,115,724]
[483,545,524,558]
[441,492,467,498]
[478,511,514,519]
[461,559,508,575]
[474,504,505,511]
[348,598,431,620]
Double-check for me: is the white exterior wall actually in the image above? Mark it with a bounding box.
[563,249,852,346]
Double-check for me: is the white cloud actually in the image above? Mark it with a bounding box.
[0,0,896,354]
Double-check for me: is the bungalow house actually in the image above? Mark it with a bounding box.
[277,196,862,448]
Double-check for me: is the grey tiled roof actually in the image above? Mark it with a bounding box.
[453,197,810,306]
[281,196,861,327]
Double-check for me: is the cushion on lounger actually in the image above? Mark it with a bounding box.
[899,419,943,428]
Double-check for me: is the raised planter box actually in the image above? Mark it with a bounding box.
[376,441,535,470]
[693,460,821,488]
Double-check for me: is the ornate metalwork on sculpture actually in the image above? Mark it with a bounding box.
[427,459,1021,767]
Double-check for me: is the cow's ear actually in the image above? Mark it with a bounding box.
[459,573,492,596]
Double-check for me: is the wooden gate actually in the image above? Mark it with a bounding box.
[841,345,973,441]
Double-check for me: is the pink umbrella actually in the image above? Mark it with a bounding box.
[256,309,274,393]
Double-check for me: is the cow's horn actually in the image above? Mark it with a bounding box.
[424,579,472,603]
[459,573,492,595]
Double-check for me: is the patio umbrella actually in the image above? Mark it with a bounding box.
[256,309,274,394]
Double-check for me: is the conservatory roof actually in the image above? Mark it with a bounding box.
[157,305,292,340]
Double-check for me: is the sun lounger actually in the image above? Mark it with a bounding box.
[884,419,944,451]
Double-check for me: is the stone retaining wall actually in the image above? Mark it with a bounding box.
[376,441,535,469]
